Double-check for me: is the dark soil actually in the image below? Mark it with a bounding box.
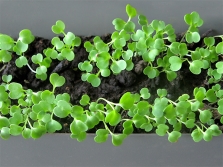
[1,30,223,133]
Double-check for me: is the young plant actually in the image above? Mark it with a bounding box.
[0,4,223,146]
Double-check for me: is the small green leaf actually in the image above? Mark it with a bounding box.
[0,34,14,50]
[63,32,75,45]
[123,120,134,135]
[41,90,55,104]
[112,134,127,146]
[189,60,204,74]
[18,29,35,44]
[36,66,47,75]
[70,119,88,135]
[1,127,10,140]
[166,71,177,81]
[152,98,168,118]
[81,61,93,72]
[112,18,126,31]
[140,88,150,99]
[191,129,203,142]
[156,124,169,136]
[52,20,65,34]
[0,50,12,63]
[80,94,90,106]
[185,119,195,128]
[15,56,28,68]
[22,128,31,139]
[61,48,75,61]
[126,4,137,18]
[87,74,101,87]
[119,92,134,110]
[0,116,9,129]
[206,89,217,103]
[138,14,148,26]
[157,89,167,97]
[46,120,62,133]
[51,37,64,50]
[32,53,43,64]
[53,100,71,118]
[105,110,121,126]
[31,126,46,139]
[10,124,23,136]
[199,110,212,123]
[124,21,135,33]
[13,41,28,54]
[208,125,222,136]
[0,85,8,101]
[216,62,223,74]
[216,42,223,54]
[143,66,158,79]
[8,82,23,99]
[168,131,181,143]
[169,56,183,71]
[94,129,109,143]
[203,129,213,142]
[111,60,127,74]
[50,73,65,89]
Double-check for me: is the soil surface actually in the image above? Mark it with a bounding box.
[1,30,222,133]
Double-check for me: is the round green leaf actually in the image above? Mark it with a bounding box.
[41,90,55,104]
[216,62,223,74]
[52,20,65,34]
[22,128,31,139]
[0,85,8,101]
[126,4,137,18]
[80,94,90,106]
[0,116,9,129]
[46,120,62,133]
[216,42,223,54]
[199,110,212,123]
[94,129,109,143]
[152,98,168,118]
[0,50,12,63]
[168,131,181,143]
[105,110,121,126]
[8,82,23,99]
[32,53,43,64]
[206,89,217,103]
[156,124,169,136]
[1,127,10,140]
[63,32,75,45]
[18,29,35,44]
[143,66,157,79]
[112,18,126,31]
[87,74,101,87]
[169,56,183,71]
[140,88,150,99]
[50,73,65,89]
[61,48,75,61]
[10,124,23,136]
[36,66,47,75]
[0,34,14,50]
[112,134,127,146]
[15,56,28,68]
[189,60,204,74]
[51,37,64,50]
[111,60,127,74]
[31,126,46,139]
[53,100,71,118]
[119,92,134,110]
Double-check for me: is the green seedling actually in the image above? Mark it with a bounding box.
[0,4,223,146]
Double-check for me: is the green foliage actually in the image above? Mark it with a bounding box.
[0,4,223,146]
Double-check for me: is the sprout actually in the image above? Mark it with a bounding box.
[0,4,223,146]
